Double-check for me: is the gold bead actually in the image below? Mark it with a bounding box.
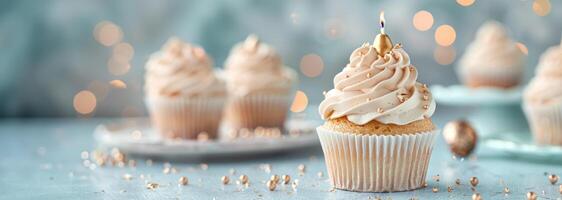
[549,174,559,184]
[472,193,482,200]
[504,187,510,193]
[146,182,159,190]
[367,72,372,78]
[432,187,438,193]
[447,186,453,192]
[266,180,276,191]
[377,107,384,113]
[455,178,461,185]
[470,177,479,187]
[423,105,429,110]
[527,191,537,200]
[239,174,249,184]
[423,95,429,101]
[221,176,230,185]
[282,175,291,184]
[178,176,188,186]
[270,175,280,184]
[367,97,372,102]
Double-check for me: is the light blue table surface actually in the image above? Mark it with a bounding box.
[2,107,562,200]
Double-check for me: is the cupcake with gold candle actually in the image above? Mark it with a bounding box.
[317,13,438,192]
[145,38,226,139]
[223,35,297,130]
[458,21,525,89]
[523,39,562,145]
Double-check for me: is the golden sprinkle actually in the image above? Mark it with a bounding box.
[345,74,350,78]
[239,175,249,184]
[122,173,133,181]
[472,193,482,200]
[422,84,428,89]
[549,174,559,184]
[377,107,384,113]
[527,191,537,200]
[504,187,510,193]
[367,97,372,102]
[447,186,453,192]
[423,105,429,110]
[398,96,405,103]
[221,176,230,185]
[266,180,277,191]
[179,176,189,186]
[146,182,159,190]
[270,175,280,184]
[432,187,439,193]
[367,72,372,78]
[423,95,429,101]
[423,182,428,187]
[394,43,402,49]
[282,175,291,184]
[470,177,479,187]
[455,178,461,185]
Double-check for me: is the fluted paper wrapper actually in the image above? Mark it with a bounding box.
[523,102,562,145]
[145,96,225,140]
[224,94,290,130]
[317,127,438,192]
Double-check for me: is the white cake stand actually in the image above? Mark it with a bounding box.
[431,85,528,137]
[94,117,321,160]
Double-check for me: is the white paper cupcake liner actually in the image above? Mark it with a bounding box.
[317,126,438,192]
[224,94,291,130]
[523,102,562,145]
[145,96,225,139]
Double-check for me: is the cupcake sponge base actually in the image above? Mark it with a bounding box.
[323,117,435,135]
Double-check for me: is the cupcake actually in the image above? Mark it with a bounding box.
[317,30,438,191]
[523,41,562,145]
[458,21,525,89]
[223,35,297,130]
[144,38,226,140]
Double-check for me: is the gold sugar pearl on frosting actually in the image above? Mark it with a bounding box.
[394,43,402,49]
[367,97,372,102]
[377,108,384,113]
[422,84,428,89]
[423,95,429,101]
[367,72,372,78]
[423,105,429,110]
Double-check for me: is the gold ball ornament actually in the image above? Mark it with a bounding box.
[443,120,478,157]
[549,174,559,184]
[469,177,479,187]
[527,191,537,200]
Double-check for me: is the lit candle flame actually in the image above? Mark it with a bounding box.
[380,11,385,34]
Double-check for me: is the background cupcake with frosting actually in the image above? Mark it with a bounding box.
[317,13,438,192]
[223,35,297,131]
[458,21,525,89]
[145,38,226,140]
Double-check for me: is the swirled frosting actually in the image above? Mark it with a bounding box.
[459,21,524,79]
[319,43,436,125]
[145,38,225,97]
[224,35,296,96]
[524,44,562,105]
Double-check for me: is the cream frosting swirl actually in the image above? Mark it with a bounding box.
[319,43,436,125]
[524,44,562,105]
[145,38,225,97]
[224,35,296,96]
[459,21,525,78]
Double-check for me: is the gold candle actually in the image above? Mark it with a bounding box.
[373,11,393,56]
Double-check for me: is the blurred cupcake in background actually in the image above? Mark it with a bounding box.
[458,21,525,89]
[145,38,226,140]
[317,34,438,191]
[223,35,297,131]
[523,40,562,145]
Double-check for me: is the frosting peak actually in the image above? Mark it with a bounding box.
[145,38,225,97]
[319,43,436,125]
[524,44,562,105]
[225,35,296,95]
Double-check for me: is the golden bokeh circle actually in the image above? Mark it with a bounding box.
[516,42,529,55]
[94,21,123,47]
[300,54,324,78]
[533,0,551,16]
[457,0,475,7]
[290,90,308,113]
[435,25,457,46]
[107,58,131,76]
[73,90,97,115]
[413,10,434,31]
[109,80,127,89]
[113,42,135,63]
[434,46,457,65]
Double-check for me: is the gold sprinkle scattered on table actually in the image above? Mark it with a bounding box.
[122,173,133,181]
[297,164,306,173]
[455,178,461,185]
[470,177,479,187]
[432,187,438,193]
[266,180,276,191]
[221,176,230,185]
[270,175,280,183]
[178,176,188,186]
[447,186,453,192]
[472,193,482,200]
[504,187,510,193]
[527,191,537,200]
[282,175,291,184]
[146,182,159,190]
[549,174,559,185]
[239,174,249,184]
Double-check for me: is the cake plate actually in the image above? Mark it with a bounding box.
[93,117,321,160]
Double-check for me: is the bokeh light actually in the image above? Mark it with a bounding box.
[533,0,551,16]
[73,90,97,115]
[94,21,123,47]
[435,25,456,46]
[456,0,475,7]
[107,58,131,76]
[300,54,324,78]
[112,42,134,63]
[516,42,529,55]
[434,46,456,65]
[290,90,308,113]
[413,10,434,31]
[109,80,127,89]
[87,80,109,101]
